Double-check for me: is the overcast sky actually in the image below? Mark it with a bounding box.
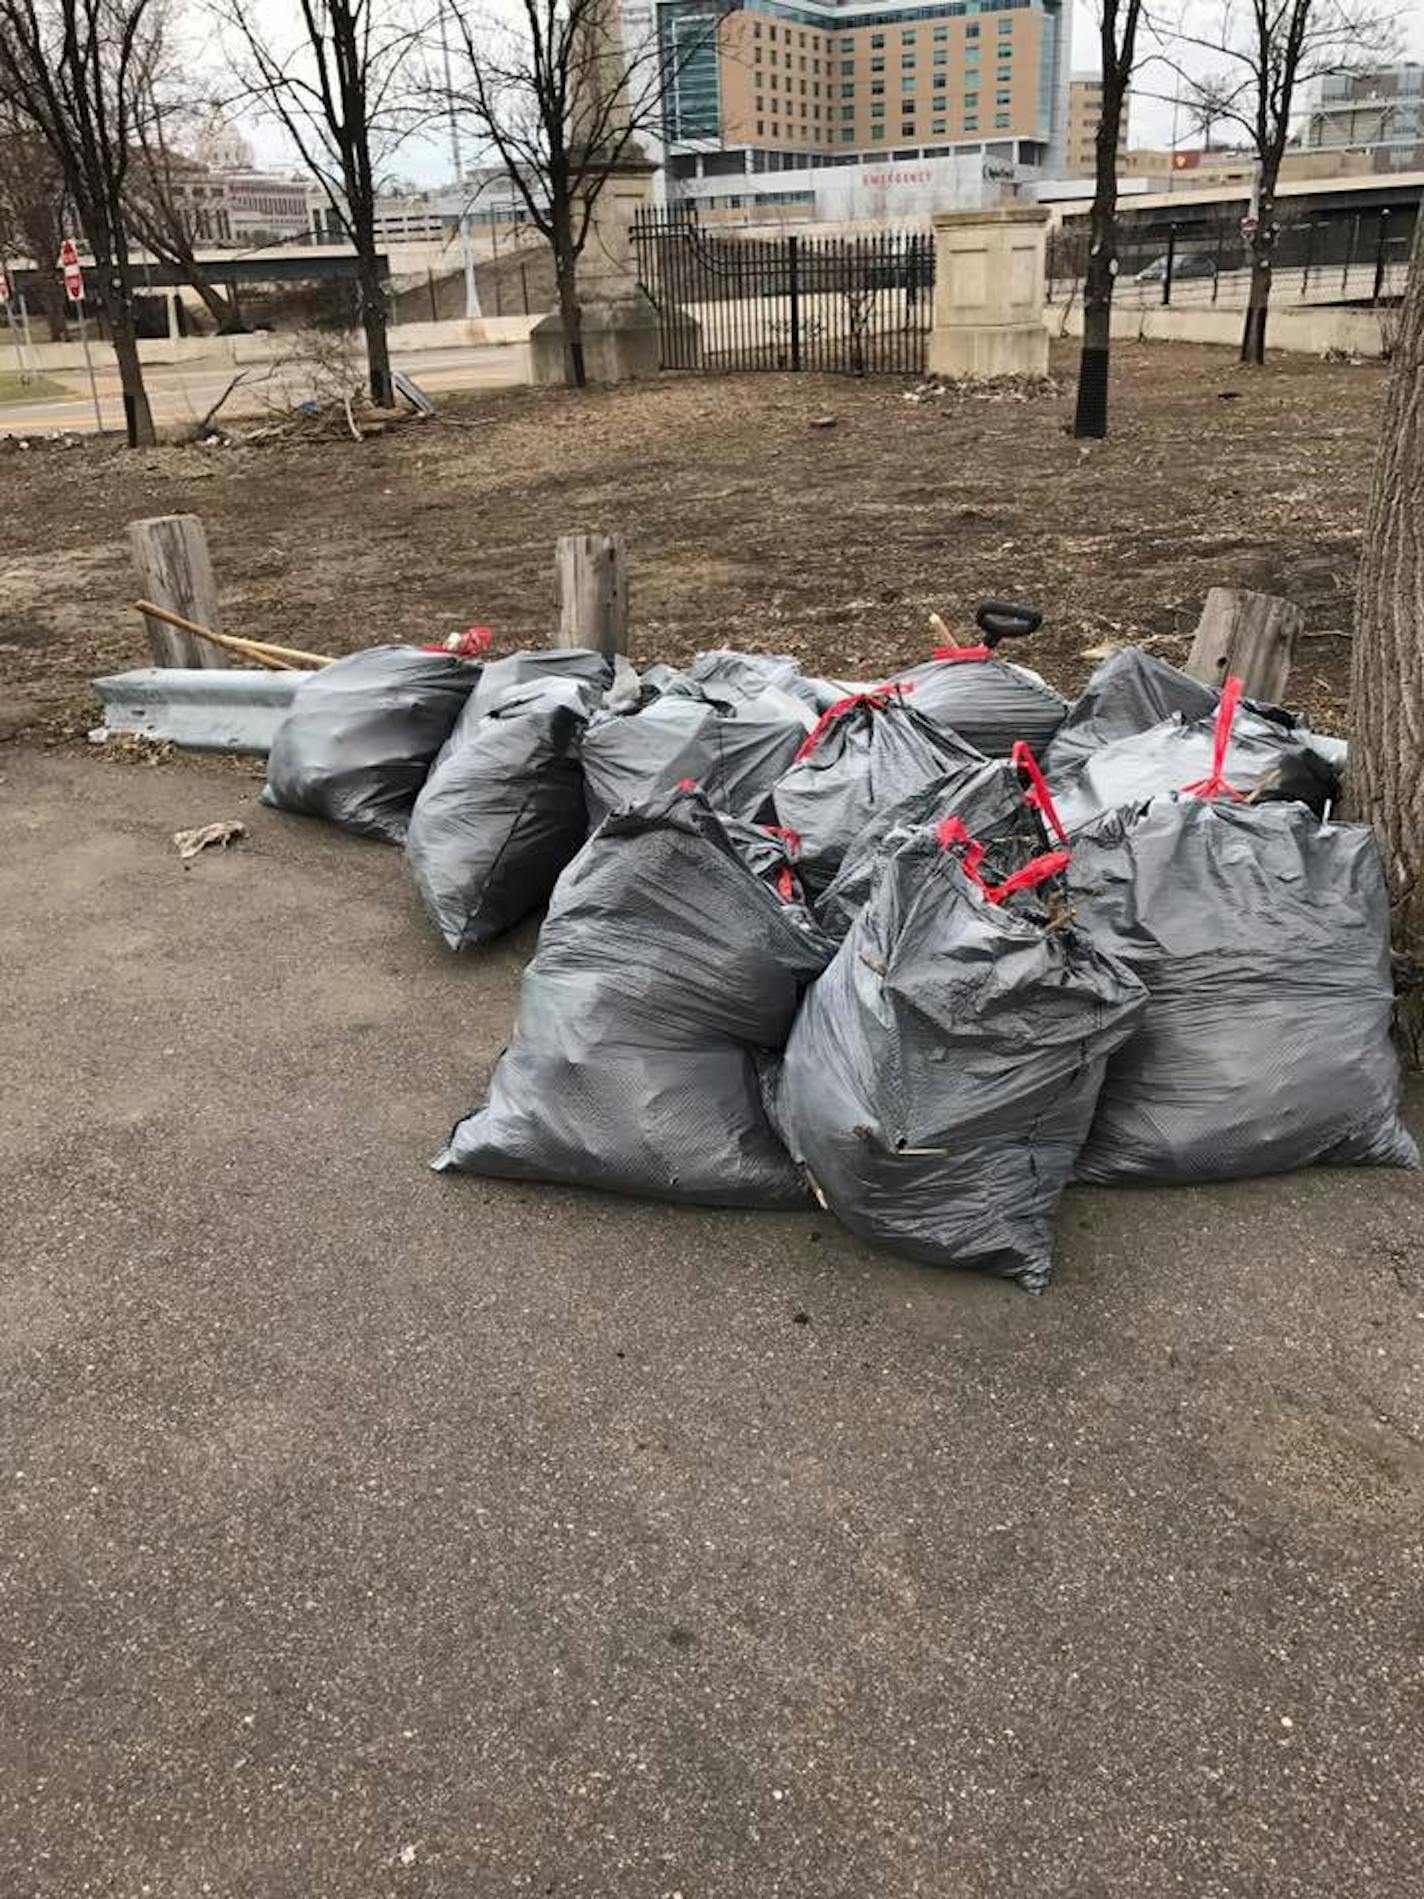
[238,1,1424,184]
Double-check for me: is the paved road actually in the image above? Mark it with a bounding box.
[0,343,528,435]
[2,746,1422,1896]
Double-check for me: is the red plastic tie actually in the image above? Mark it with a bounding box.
[675,777,699,792]
[1181,674,1248,802]
[984,848,1073,903]
[422,625,494,657]
[935,814,988,887]
[793,682,913,762]
[1010,740,1069,845]
[930,643,993,663]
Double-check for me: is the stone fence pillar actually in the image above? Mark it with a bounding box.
[928,205,1050,379]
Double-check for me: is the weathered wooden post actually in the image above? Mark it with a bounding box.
[128,514,229,669]
[555,531,628,655]
[1185,586,1302,702]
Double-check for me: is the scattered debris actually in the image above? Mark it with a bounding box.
[1079,639,1125,661]
[173,818,247,860]
[809,413,838,429]
[902,374,1062,405]
[88,730,176,766]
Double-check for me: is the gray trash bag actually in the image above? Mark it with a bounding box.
[776,829,1147,1290]
[1046,646,1301,776]
[885,648,1068,756]
[434,790,835,1209]
[582,691,808,828]
[405,679,593,951]
[262,645,482,844]
[1067,799,1419,1183]
[771,689,983,894]
[471,647,614,717]
[1049,707,1318,833]
[672,650,840,713]
[816,756,1047,942]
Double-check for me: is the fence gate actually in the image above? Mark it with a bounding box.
[632,209,933,376]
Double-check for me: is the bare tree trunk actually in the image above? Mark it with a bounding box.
[353,233,393,407]
[98,230,156,446]
[1073,108,1122,439]
[1350,213,1424,1064]
[1240,177,1278,365]
[552,210,586,389]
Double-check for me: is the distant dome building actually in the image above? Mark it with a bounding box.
[193,112,255,174]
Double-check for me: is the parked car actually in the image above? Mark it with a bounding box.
[1135,251,1218,284]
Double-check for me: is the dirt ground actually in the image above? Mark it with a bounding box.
[0,340,1381,743]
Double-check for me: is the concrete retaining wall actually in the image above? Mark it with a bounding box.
[1044,300,1387,356]
[14,312,541,374]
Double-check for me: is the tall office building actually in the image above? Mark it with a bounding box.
[625,0,1069,221]
[1064,73,1129,176]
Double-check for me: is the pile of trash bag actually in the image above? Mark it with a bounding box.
[436,789,833,1208]
[263,646,482,843]
[254,616,1415,1296]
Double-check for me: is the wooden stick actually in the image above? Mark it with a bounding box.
[132,599,332,669]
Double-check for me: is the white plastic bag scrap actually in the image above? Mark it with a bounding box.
[776,817,1146,1291]
[771,685,983,895]
[435,789,835,1209]
[1068,797,1418,1184]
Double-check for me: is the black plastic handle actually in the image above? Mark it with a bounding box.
[975,600,1043,647]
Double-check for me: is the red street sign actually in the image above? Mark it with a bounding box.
[58,237,84,302]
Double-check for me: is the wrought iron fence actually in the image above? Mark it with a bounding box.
[632,210,933,376]
[1047,205,1418,311]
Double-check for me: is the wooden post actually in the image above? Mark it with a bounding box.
[128,514,230,669]
[555,531,628,655]
[1185,586,1302,702]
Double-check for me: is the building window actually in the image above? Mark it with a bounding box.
[753,22,760,37]
[902,54,916,68]
[756,95,763,111]
[901,28,915,41]
[841,58,854,74]
[871,100,885,116]
[839,36,853,50]
[997,16,1013,31]
[871,57,884,71]
[932,118,947,133]
[996,91,1011,105]
[871,80,884,94]
[767,24,775,40]
[964,91,978,106]
[772,121,779,136]
[934,49,947,65]
[995,112,1009,127]
[933,73,947,89]
[871,124,886,138]
[933,25,948,40]
[757,120,764,135]
[840,105,855,119]
[966,24,979,38]
[901,121,915,136]
[902,73,916,89]
[841,82,854,96]
[870,33,884,47]
[840,127,856,142]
